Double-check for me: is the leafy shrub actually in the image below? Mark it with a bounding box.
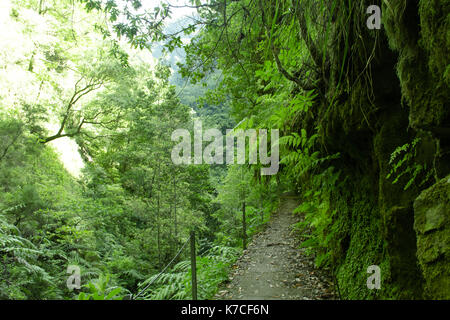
[77,274,124,300]
[136,245,239,300]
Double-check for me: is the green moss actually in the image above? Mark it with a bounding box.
[382,0,419,51]
[334,194,383,299]
[297,0,448,300]
[383,0,450,129]
[419,0,450,85]
[329,174,423,299]
[414,175,450,299]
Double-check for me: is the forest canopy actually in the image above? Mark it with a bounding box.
[0,0,449,300]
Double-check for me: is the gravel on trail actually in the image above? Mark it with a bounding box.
[214,194,336,300]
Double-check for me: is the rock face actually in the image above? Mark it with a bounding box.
[413,175,450,299]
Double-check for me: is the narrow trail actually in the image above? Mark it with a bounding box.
[215,194,336,300]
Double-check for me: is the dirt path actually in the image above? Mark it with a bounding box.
[215,194,336,300]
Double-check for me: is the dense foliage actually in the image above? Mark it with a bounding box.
[1,0,448,300]
[0,0,281,300]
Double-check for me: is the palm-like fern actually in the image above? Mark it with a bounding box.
[136,245,239,300]
[0,211,55,298]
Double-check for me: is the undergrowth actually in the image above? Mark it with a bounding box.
[136,245,239,300]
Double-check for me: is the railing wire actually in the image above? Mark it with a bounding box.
[132,238,190,300]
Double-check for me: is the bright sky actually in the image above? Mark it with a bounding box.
[142,0,197,21]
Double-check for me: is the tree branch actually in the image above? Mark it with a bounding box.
[259,0,314,91]
[41,79,103,143]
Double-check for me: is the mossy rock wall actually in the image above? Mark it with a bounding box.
[414,175,450,299]
[382,0,450,133]
[305,0,449,299]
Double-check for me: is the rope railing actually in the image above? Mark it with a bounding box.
[132,231,197,300]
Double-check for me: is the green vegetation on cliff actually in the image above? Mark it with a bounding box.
[0,0,448,300]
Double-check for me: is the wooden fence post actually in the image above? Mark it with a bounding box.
[242,200,247,250]
[190,231,198,300]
